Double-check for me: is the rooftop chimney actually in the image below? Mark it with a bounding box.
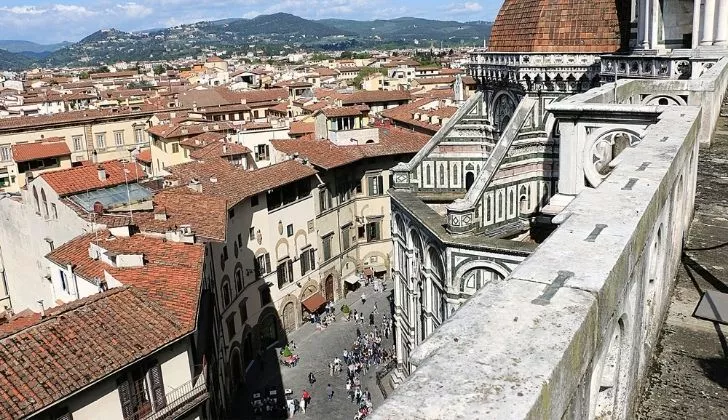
[97,165,106,181]
[154,206,168,221]
[192,101,198,112]
[188,178,202,193]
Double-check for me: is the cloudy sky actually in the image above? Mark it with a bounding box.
[0,1,502,44]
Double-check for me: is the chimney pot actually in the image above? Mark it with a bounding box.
[97,165,106,181]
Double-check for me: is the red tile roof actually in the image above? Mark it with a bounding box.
[0,108,154,132]
[11,137,71,162]
[189,141,251,160]
[339,90,411,105]
[179,132,227,149]
[166,158,317,208]
[138,188,227,241]
[320,106,368,118]
[380,98,445,134]
[46,231,204,329]
[271,126,430,170]
[289,121,315,135]
[148,121,235,139]
[39,160,146,196]
[488,0,623,53]
[0,287,191,420]
[136,148,152,163]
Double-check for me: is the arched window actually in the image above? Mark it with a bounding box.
[426,165,432,185]
[234,266,244,293]
[40,188,49,219]
[452,165,458,185]
[32,186,40,214]
[509,190,514,215]
[222,280,231,307]
[498,192,503,218]
[439,164,445,185]
[486,195,492,221]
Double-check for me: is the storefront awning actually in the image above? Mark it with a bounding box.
[301,292,327,312]
[344,276,360,285]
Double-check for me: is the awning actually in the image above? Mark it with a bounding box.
[301,292,327,312]
[363,267,374,277]
[693,290,728,325]
[344,276,360,285]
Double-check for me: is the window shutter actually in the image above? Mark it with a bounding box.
[301,253,307,276]
[56,409,73,420]
[265,254,271,273]
[148,363,167,411]
[310,249,316,270]
[254,258,261,277]
[277,266,285,288]
[367,177,375,195]
[287,259,293,281]
[117,376,134,420]
[377,175,384,195]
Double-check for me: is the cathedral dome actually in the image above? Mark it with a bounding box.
[487,0,628,53]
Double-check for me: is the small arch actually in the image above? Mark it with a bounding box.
[509,190,514,215]
[452,164,458,185]
[486,195,492,221]
[519,185,528,214]
[234,264,244,293]
[498,192,503,219]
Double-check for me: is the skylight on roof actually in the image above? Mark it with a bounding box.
[69,183,153,212]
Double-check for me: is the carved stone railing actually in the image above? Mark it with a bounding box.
[599,53,693,81]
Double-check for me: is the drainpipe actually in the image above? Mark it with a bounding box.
[68,264,81,300]
[0,245,12,310]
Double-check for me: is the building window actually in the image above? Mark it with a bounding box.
[114,131,124,146]
[426,166,432,185]
[322,234,333,261]
[364,220,381,242]
[117,361,166,419]
[276,259,294,288]
[319,189,332,212]
[235,267,244,292]
[95,133,106,149]
[51,203,58,219]
[439,164,445,185]
[59,270,68,292]
[255,144,269,161]
[32,186,40,214]
[226,314,236,341]
[222,281,231,306]
[40,188,49,219]
[72,136,83,152]
[286,224,293,237]
[249,227,255,241]
[239,300,248,324]
[0,146,10,162]
[341,224,352,250]
[300,248,316,275]
[453,165,458,184]
[251,194,259,207]
[307,220,314,233]
[172,143,179,154]
[260,286,272,306]
[228,208,234,219]
[367,174,384,196]
[255,253,272,277]
[135,128,145,144]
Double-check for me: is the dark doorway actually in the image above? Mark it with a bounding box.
[324,275,334,301]
[465,172,475,190]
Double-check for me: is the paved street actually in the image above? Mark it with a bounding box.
[233,279,396,419]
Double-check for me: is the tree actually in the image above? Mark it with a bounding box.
[78,71,89,80]
[153,64,167,75]
[352,67,388,89]
[340,50,353,59]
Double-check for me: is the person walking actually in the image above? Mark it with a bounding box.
[369,312,375,326]
[361,293,366,305]
[308,371,316,385]
[373,302,378,314]
[327,384,334,400]
[299,393,307,413]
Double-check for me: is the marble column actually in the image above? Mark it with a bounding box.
[693,0,703,48]
[637,0,651,48]
[714,0,728,45]
[701,0,717,45]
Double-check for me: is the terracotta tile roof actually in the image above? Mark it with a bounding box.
[313,67,339,77]
[136,148,152,163]
[380,98,444,133]
[339,90,411,105]
[320,106,368,118]
[189,141,251,160]
[11,137,71,162]
[0,108,154,132]
[179,132,227,149]
[302,100,330,113]
[89,70,139,79]
[488,0,623,53]
[0,287,190,420]
[269,102,289,113]
[413,76,458,85]
[289,121,315,135]
[40,160,146,196]
[166,158,317,208]
[206,55,224,62]
[45,231,204,329]
[137,188,227,241]
[271,126,429,170]
[148,121,235,140]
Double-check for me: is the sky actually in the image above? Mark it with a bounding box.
[0,0,503,44]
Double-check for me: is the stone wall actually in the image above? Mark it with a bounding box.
[373,105,700,419]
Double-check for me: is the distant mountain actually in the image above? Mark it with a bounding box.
[4,14,493,69]
[0,40,71,53]
[0,49,33,71]
[318,17,492,42]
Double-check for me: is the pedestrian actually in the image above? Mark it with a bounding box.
[356,327,361,338]
[373,302,378,314]
[327,384,334,400]
[329,361,334,376]
[308,371,316,385]
[369,312,375,326]
[361,293,366,305]
[302,389,311,406]
[300,391,308,413]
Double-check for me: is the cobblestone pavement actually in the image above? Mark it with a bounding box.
[637,95,728,418]
[234,280,395,420]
